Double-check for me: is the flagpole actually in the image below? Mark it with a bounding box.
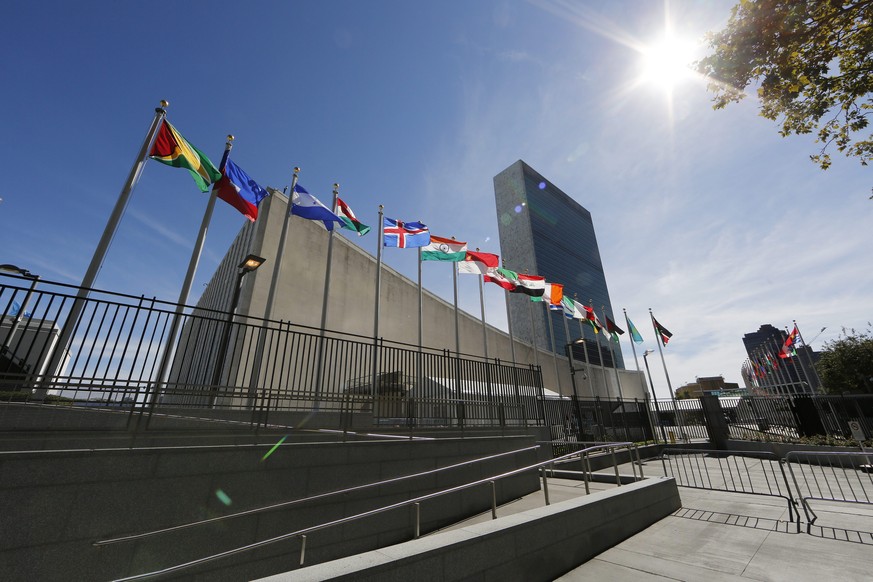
[773,333,795,394]
[476,248,489,360]
[784,326,808,393]
[794,320,823,392]
[319,184,339,333]
[561,308,575,390]
[785,330,807,394]
[245,168,299,410]
[417,247,423,399]
[650,308,683,441]
[264,168,300,321]
[577,319,596,398]
[373,205,384,405]
[154,133,234,403]
[544,301,562,394]
[36,101,168,402]
[502,262,517,365]
[625,308,656,442]
[452,242,460,356]
[527,299,539,369]
[312,183,340,411]
[603,305,625,401]
[592,300,611,400]
[768,337,789,394]
[417,248,423,352]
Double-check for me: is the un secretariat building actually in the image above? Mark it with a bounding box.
[493,160,624,370]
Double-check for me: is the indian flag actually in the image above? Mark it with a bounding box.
[149,120,221,192]
[422,235,467,261]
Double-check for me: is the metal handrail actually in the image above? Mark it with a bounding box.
[112,442,640,581]
[93,444,541,547]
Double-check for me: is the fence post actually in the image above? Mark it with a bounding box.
[700,394,730,450]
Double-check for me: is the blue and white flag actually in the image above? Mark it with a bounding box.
[290,184,344,231]
[383,217,430,248]
[215,159,270,222]
[10,301,32,318]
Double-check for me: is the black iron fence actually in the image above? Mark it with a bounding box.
[0,273,545,431]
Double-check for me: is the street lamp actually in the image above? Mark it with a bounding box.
[210,254,266,404]
[643,349,667,441]
[563,337,589,441]
[564,337,588,399]
[1,264,40,356]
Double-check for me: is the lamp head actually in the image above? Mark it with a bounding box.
[238,254,266,272]
[643,349,654,356]
[0,264,34,278]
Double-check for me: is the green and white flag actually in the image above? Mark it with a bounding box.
[421,235,467,261]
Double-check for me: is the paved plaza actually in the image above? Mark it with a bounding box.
[440,454,873,581]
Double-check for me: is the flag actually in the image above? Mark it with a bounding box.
[336,197,370,236]
[421,235,467,261]
[213,158,269,222]
[457,251,499,274]
[383,217,430,248]
[484,267,518,291]
[290,184,344,231]
[582,305,602,333]
[511,274,545,297]
[561,297,584,319]
[653,317,673,345]
[779,326,798,359]
[9,301,32,318]
[532,282,563,305]
[149,120,221,192]
[605,316,624,342]
[627,317,643,344]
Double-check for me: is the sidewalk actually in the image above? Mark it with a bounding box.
[557,485,873,581]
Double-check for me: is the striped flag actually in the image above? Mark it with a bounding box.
[336,197,371,236]
[149,120,221,192]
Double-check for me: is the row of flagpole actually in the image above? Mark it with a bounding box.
[743,321,823,395]
[45,101,688,410]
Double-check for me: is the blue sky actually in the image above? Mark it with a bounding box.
[2,0,870,397]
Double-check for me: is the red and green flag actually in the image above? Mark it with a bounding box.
[149,120,221,192]
[652,316,673,346]
[582,304,602,333]
[484,267,519,290]
[336,197,371,236]
[779,326,798,359]
[605,316,624,342]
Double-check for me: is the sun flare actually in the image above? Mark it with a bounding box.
[639,35,696,92]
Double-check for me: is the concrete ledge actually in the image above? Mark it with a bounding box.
[256,477,681,582]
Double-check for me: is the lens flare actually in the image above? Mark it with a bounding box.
[261,435,288,462]
[215,489,232,506]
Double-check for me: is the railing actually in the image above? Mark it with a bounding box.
[785,450,873,530]
[541,396,656,448]
[111,442,642,581]
[93,444,542,547]
[661,449,797,525]
[0,273,546,431]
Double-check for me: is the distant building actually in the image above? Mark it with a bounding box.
[493,160,623,369]
[676,376,744,399]
[742,324,820,394]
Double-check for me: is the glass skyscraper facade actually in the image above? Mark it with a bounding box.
[494,160,624,369]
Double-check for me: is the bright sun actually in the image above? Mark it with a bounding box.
[640,35,696,92]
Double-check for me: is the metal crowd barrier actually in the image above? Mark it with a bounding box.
[661,449,797,524]
[785,450,873,531]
